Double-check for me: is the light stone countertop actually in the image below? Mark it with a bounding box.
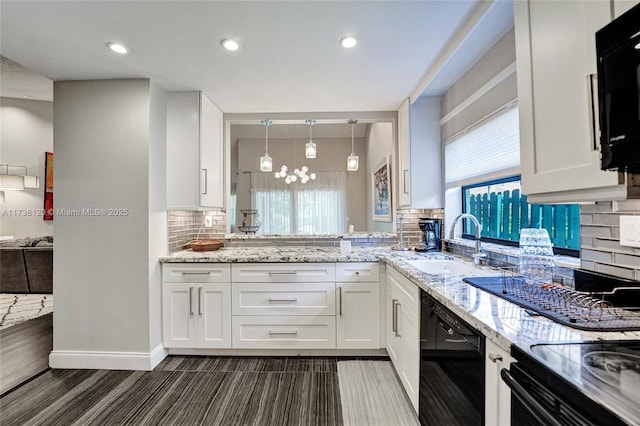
[160,246,640,353]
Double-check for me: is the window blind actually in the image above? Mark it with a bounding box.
[445,105,520,188]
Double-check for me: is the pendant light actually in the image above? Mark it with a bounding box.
[305,119,317,159]
[347,119,359,171]
[259,119,273,172]
[274,124,317,184]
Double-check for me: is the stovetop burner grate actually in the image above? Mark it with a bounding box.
[463,270,640,331]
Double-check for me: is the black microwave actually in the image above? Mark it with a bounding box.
[596,3,640,172]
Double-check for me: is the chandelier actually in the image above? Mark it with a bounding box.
[274,124,317,184]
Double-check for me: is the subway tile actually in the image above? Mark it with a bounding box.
[579,202,613,214]
[593,213,623,226]
[613,253,640,269]
[579,237,594,248]
[580,260,595,270]
[591,238,636,254]
[594,263,635,280]
[579,214,593,225]
[581,249,613,263]
[580,225,613,238]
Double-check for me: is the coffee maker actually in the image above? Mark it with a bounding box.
[416,218,442,252]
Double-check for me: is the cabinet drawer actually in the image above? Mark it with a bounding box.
[231,263,335,283]
[232,283,335,316]
[232,316,336,349]
[336,262,380,282]
[387,267,420,315]
[162,263,231,283]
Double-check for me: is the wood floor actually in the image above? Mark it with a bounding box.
[0,313,52,395]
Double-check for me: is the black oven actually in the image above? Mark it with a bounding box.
[503,342,640,426]
[419,290,484,426]
[597,2,640,172]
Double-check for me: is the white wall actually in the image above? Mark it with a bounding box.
[366,122,394,233]
[0,97,53,238]
[51,79,166,370]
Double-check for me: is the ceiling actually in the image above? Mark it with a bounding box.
[0,1,513,112]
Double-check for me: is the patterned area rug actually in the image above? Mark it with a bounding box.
[0,294,53,330]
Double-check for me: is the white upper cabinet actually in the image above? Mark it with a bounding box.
[515,0,638,203]
[167,91,224,210]
[397,97,443,208]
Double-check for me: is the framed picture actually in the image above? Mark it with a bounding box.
[372,155,392,222]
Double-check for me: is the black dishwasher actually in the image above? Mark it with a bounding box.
[420,290,485,426]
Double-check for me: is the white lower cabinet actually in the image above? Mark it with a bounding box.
[162,262,385,352]
[162,281,232,348]
[386,267,420,413]
[485,339,515,426]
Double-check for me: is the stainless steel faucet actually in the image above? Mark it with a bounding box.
[449,213,487,265]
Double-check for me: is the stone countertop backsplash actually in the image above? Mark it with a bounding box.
[161,246,640,353]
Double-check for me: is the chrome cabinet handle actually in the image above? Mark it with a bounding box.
[202,168,208,194]
[198,287,202,315]
[403,170,409,194]
[189,286,194,316]
[181,271,211,276]
[268,271,297,276]
[339,286,343,316]
[587,73,599,151]
[268,331,298,336]
[391,299,397,333]
[488,353,503,363]
[395,301,401,338]
[268,298,298,303]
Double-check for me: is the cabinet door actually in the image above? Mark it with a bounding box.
[166,92,200,210]
[398,98,411,207]
[162,283,197,348]
[485,339,515,426]
[199,93,224,208]
[336,282,380,349]
[197,282,231,348]
[399,304,420,413]
[515,0,625,203]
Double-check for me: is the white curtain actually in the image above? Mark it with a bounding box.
[251,172,347,234]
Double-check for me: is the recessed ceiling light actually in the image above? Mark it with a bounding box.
[339,36,357,49]
[107,42,129,54]
[221,39,240,51]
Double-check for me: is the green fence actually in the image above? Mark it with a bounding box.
[466,189,580,250]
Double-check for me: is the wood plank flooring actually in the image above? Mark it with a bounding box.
[0,313,52,395]
[0,357,344,426]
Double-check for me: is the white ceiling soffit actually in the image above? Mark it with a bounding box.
[231,122,369,141]
[0,56,53,102]
[0,1,511,113]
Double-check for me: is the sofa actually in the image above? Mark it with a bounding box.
[0,237,53,293]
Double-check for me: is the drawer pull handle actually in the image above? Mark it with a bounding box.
[181,271,212,276]
[268,298,298,303]
[488,353,503,363]
[392,299,398,333]
[268,271,298,276]
[198,287,202,316]
[339,286,343,316]
[268,331,299,336]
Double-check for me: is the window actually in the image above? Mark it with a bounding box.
[251,172,346,234]
[462,176,580,254]
[445,104,579,256]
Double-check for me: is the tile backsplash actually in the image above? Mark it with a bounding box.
[168,209,226,252]
[580,201,640,280]
[395,208,445,246]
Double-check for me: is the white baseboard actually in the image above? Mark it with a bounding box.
[167,348,388,357]
[50,344,168,371]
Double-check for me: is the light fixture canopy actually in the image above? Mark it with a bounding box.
[339,36,358,49]
[305,119,316,159]
[107,42,129,54]
[260,120,273,172]
[347,119,359,171]
[221,39,240,51]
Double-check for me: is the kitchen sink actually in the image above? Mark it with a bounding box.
[405,259,479,276]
